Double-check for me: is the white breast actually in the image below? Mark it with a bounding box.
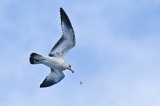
[42,56,66,71]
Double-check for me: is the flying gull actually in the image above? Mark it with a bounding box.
[29,7,76,88]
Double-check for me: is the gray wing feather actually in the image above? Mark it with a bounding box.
[40,69,65,88]
[49,7,75,57]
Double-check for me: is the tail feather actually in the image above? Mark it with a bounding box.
[29,53,43,64]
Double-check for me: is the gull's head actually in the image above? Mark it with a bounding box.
[67,64,74,73]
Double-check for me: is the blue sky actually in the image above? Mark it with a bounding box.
[0,0,160,106]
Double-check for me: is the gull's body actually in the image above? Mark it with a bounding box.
[29,7,75,88]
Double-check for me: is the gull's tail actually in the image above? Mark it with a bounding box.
[29,53,44,64]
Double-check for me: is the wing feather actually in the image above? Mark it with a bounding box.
[49,7,75,57]
[40,69,65,88]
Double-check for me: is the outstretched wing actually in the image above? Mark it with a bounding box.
[49,7,76,57]
[40,69,65,88]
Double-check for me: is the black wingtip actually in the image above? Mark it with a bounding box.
[60,7,66,15]
[60,7,63,10]
[40,82,46,88]
[40,84,46,88]
[60,7,73,28]
[39,82,52,88]
[39,78,52,88]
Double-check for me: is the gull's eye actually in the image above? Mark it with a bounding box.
[69,65,71,67]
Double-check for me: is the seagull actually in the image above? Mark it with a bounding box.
[29,7,76,88]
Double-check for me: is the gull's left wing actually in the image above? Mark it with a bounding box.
[40,69,65,88]
[49,7,76,57]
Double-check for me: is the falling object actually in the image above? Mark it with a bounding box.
[80,81,83,84]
